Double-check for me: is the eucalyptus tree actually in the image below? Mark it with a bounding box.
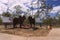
[36,0,53,19]
[13,5,22,17]
[0,0,15,13]
[0,0,16,18]
[56,11,60,24]
[2,12,11,17]
[35,0,53,29]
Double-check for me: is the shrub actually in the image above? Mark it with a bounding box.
[0,17,2,24]
[2,12,11,17]
[43,18,52,25]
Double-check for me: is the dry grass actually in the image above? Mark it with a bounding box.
[0,25,50,37]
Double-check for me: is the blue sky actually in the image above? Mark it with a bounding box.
[46,0,60,7]
[0,0,60,17]
[46,0,60,17]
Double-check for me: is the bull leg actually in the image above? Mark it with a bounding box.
[13,24,16,28]
[20,24,22,28]
[32,23,38,30]
[4,24,7,28]
[22,23,25,28]
[40,23,42,29]
[34,24,35,28]
[30,24,32,28]
[32,24,35,28]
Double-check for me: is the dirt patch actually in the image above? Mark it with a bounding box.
[0,25,50,37]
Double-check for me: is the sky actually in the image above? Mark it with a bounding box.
[0,0,60,17]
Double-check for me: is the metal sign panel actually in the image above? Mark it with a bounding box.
[1,17,12,23]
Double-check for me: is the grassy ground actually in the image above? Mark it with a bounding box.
[52,25,60,28]
[0,25,50,37]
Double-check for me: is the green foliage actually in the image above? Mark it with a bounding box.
[43,18,52,25]
[2,12,11,17]
[24,19,29,24]
[14,5,21,10]
[35,10,40,18]
[14,5,21,13]
[0,17,2,24]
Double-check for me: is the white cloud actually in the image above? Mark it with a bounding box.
[0,0,60,15]
[0,0,8,3]
[50,6,60,13]
[0,0,33,13]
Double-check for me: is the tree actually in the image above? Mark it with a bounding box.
[43,18,53,29]
[13,5,22,16]
[2,12,11,17]
[54,11,60,24]
[0,17,2,24]
[43,17,52,25]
